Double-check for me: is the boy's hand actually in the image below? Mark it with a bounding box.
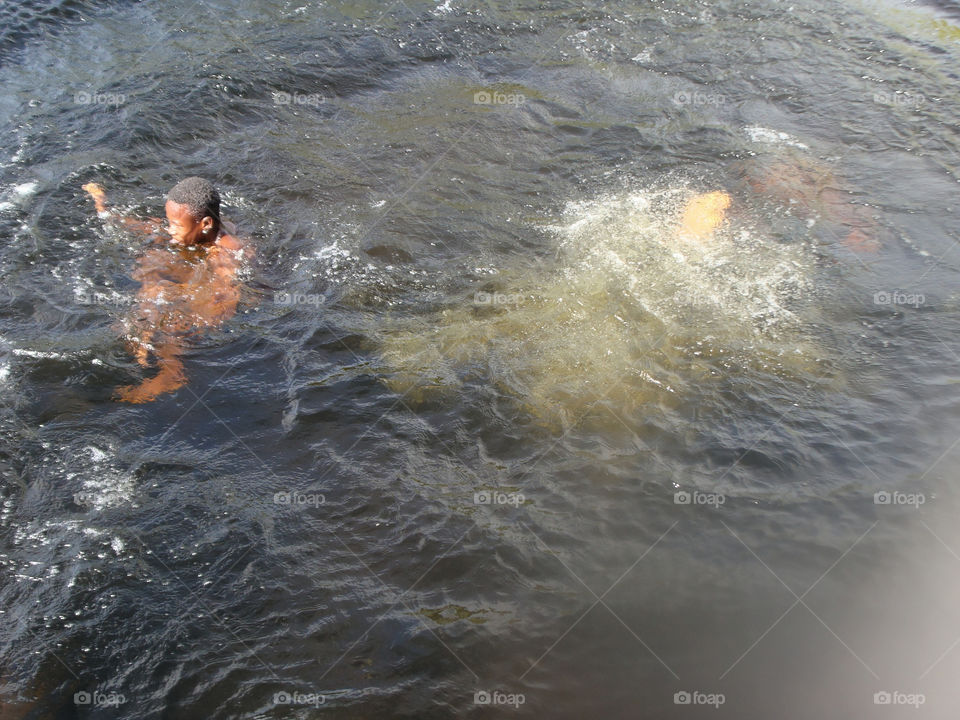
[82,182,105,198]
[82,182,107,213]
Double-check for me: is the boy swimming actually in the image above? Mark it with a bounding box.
[83,177,251,402]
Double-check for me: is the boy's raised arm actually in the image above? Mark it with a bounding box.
[82,182,109,214]
[82,182,163,235]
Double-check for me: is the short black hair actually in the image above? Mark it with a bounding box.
[167,177,220,222]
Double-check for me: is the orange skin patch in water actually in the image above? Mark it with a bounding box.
[678,190,732,241]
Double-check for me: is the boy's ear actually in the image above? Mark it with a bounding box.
[201,216,215,231]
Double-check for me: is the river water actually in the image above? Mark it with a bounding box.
[1,0,960,717]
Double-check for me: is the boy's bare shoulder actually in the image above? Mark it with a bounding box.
[211,232,254,272]
[216,233,244,251]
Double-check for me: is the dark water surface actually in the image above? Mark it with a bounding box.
[1,0,960,717]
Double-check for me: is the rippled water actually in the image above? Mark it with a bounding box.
[2,0,960,718]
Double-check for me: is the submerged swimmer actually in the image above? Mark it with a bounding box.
[83,177,251,402]
[678,190,732,241]
[728,152,883,252]
[675,155,881,251]
[380,152,876,421]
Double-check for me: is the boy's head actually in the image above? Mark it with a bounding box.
[164,177,220,245]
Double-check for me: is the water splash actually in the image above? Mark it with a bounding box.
[378,180,826,426]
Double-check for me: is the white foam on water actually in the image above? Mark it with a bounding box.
[0,181,39,212]
[10,347,104,366]
[570,27,618,61]
[220,189,253,211]
[75,467,135,511]
[85,446,109,462]
[9,516,125,587]
[71,282,137,310]
[12,348,74,360]
[744,126,810,150]
[40,443,137,512]
[300,233,428,308]
[552,184,815,339]
[12,182,38,198]
[14,518,85,546]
